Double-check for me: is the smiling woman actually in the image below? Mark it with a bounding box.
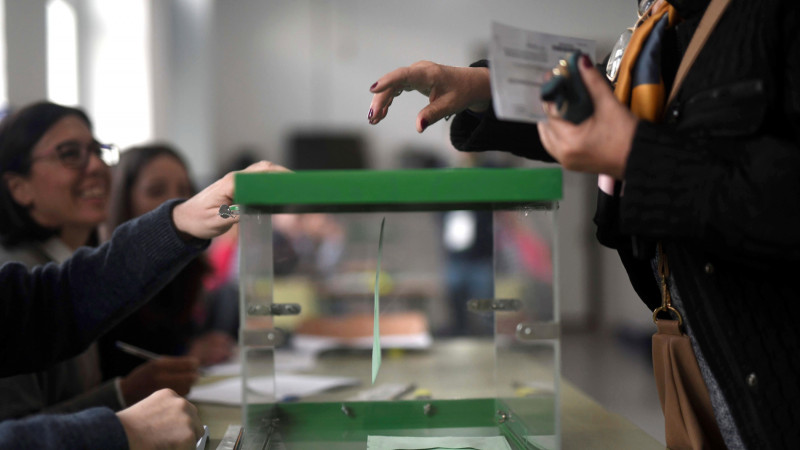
[0,102,202,422]
[105,144,194,232]
[0,102,106,248]
[8,115,112,249]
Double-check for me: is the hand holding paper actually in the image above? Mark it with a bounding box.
[488,22,595,124]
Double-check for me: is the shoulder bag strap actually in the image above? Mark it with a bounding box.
[666,0,732,106]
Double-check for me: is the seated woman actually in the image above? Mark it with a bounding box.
[98,143,234,378]
[0,102,199,420]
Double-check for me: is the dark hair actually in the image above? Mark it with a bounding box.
[106,143,196,234]
[99,143,210,377]
[0,101,93,247]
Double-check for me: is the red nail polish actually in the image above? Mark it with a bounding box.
[370,82,378,90]
[420,118,429,131]
[581,55,593,69]
[368,108,374,120]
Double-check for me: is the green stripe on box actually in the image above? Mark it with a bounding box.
[234,168,561,213]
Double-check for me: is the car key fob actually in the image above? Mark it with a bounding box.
[540,51,593,124]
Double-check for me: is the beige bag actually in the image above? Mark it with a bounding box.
[651,245,725,449]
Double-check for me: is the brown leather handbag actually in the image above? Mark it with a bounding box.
[652,244,725,449]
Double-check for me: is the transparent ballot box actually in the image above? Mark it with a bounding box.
[235,168,562,449]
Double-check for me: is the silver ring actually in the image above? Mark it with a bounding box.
[218,204,240,219]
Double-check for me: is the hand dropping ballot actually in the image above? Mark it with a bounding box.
[489,22,595,123]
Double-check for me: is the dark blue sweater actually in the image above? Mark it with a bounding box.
[0,199,209,449]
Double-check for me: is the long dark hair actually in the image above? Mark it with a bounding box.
[0,101,93,247]
[99,143,210,378]
[106,143,196,234]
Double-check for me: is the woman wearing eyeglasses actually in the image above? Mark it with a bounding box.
[0,101,200,421]
[366,0,800,448]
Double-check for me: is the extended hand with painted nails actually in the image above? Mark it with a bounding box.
[367,61,492,133]
[368,57,637,179]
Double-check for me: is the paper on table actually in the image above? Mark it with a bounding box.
[201,350,317,376]
[366,435,512,450]
[187,374,360,405]
[372,217,385,384]
[488,21,595,123]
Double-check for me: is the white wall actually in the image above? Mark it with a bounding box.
[4,0,47,107]
[211,0,633,169]
[151,0,215,181]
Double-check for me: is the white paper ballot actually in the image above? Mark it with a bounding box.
[201,350,318,377]
[187,374,360,405]
[489,22,595,123]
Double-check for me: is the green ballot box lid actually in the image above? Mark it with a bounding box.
[234,168,562,213]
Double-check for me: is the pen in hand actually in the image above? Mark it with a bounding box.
[116,341,209,376]
[115,341,161,361]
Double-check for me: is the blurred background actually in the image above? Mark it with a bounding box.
[1,0,664,443]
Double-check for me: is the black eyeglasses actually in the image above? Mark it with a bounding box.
[31,141,120,170]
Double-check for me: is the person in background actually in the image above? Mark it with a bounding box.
[0,102,198,421]
[1,155,289,449]
[99,144,234,379]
